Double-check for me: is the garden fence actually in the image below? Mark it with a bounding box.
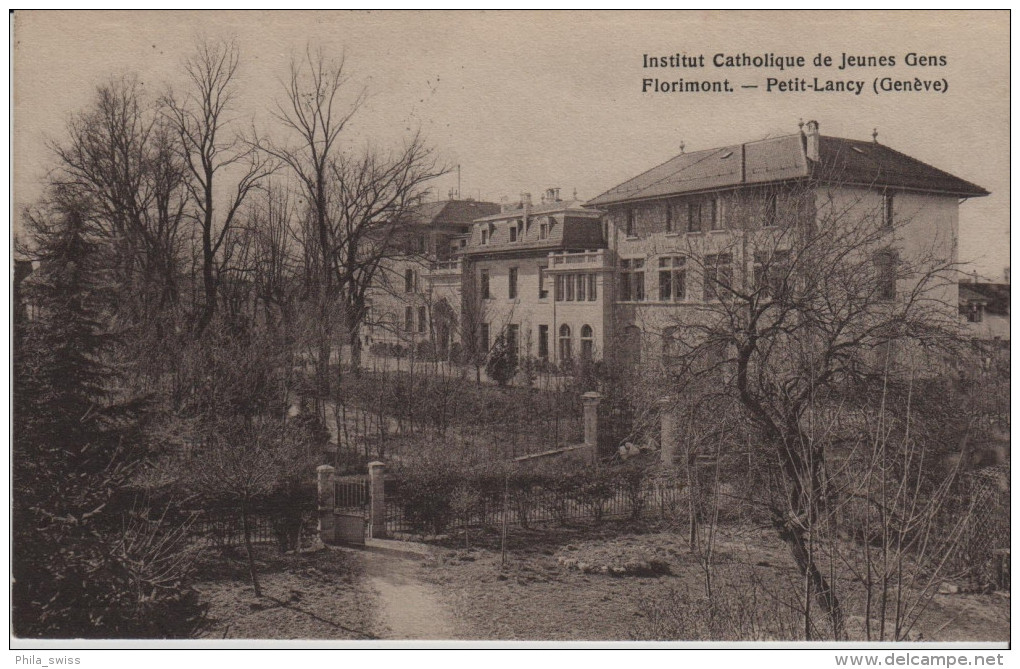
[384,477,686,537]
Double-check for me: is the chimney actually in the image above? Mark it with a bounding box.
[500,195,510,213]
[545,187,560,203]
[805,120,820,162]
[521,192,532,208]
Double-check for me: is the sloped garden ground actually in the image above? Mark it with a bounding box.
[416,520,1010,642]
[192,546,379,640]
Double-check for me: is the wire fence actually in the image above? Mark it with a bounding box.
[182,504,317,549]
[384,478,686,537]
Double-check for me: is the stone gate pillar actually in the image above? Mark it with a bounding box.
[317,464,336,544]
[658,397,678,466]
[368,461,387,539]
[582,391,602,463]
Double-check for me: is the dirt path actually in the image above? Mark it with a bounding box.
[362,552,459,640]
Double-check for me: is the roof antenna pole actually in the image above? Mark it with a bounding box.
[457,164,461,199]
[872,128,879,143]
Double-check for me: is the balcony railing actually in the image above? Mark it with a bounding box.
[429,259,462,275]
[547,249,607,268]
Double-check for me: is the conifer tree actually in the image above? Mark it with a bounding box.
[14,195,203,637]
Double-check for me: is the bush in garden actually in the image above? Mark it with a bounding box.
[486,333,518,387]
[568,465,617,523]
[395,458,464,535]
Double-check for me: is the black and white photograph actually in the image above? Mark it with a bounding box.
[10,9,1010,657]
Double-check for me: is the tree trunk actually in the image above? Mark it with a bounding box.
[773,432,846,640]
[240,502,262,597]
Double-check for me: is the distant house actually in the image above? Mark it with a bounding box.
[365,198,499,357]
[960,281,1010,341]
[13,259,36,322]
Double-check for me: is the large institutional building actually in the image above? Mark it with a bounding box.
[366,121,989,368]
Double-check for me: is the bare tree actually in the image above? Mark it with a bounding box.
[51,76,190,341]
[262,47,445,406]
[657,180,966,639]
[163,38,275,335]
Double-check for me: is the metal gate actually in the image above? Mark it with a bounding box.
[333,475,369,544]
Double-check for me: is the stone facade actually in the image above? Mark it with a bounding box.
[589,123,986,368]
[461,191,607,365]
[365,125,986,372]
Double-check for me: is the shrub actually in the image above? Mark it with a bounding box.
[486,333,518,387]
[394,458,463,535]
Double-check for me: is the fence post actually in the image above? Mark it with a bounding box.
[368,461,387,539]
[317,464,336,544]
[658,396,677,466]
[582,391,602,462]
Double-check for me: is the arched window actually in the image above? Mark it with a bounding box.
[558,324,572,362]
[580,325,594,360]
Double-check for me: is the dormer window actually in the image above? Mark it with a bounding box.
[481,227,489,245]
[539,221,549,240]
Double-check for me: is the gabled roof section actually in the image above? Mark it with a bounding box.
[587,132,988,206]
[408,199,500,228]
[812,137,989,197]
[587,135,806,206]
[473,198,601,223]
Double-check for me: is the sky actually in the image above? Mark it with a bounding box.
[12,10,1010,280]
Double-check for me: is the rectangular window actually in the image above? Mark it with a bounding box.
[658,256,686,302]
[507,324,519,358]
[883,193,895,228]
[404,306,413,332]
[418,234,427,253]
[539,222,549,239]
[875,250,898,300]
[509,226,518,243]
[555,274,564,301]
[620,259,645,301]
[625,209,636,237]
[404,269,414,293]
[417,306,426,333]
[707,198,722,230]
[479,323,490,354]
[588,273,597,301]
[565,273,575,301]
[480,269,490,299]
[753,250,792,299]
[508,267,518,299]
[763,192,778,228]
[687,202,702,233]
[538,324,549,359]
[703,253,733,301]
[576,273,586,301]
[665,204,673,233]
[539,265,549,299]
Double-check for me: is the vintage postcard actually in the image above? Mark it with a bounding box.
[10,9,1010,660]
